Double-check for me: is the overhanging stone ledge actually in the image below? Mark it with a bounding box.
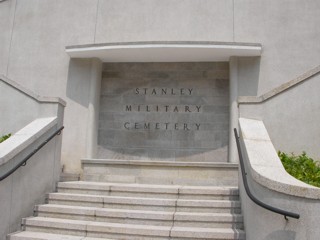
[66,41,262,62]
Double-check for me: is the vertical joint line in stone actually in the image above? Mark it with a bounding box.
[6,0,18,76]
[45,193,49,204]
[33,206,37,217]
[9,174,14,229]
[93,0,100,44]
[94,207,97,222]
[52,136,58,191]
[169,187,180,239]
[108,185,112,195]
[21,218,26,230]
[84,221,88,238]
[232,0,235,42]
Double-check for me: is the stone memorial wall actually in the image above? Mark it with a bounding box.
[98,62,229,162]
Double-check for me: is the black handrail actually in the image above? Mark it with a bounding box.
[234,128,300,220]
[0,126,64,181]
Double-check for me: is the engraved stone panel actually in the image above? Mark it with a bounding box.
[98,62,229,162]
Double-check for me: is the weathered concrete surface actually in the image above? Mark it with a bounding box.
[95,0,234,43]
[3,1,98,173]
[0,0,16,75]
[0,75,65,136]
[6,0,97,94]
[234,0,320,95]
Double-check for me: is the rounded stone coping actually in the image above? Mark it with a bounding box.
[0,117,57,166]
[81,159,238,169]
[239,118,320,199]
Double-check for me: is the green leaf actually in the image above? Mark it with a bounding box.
[0,133,11,143]
[278,151,320,188]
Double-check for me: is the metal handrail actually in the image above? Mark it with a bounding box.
[0,126,64,181]
[234,128,300,220]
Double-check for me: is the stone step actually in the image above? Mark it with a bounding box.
[35,204,244,228]
[8,231,113,240]
[47,193,241,213]
[59,173,80,182]
[22,217,245,240]
[57,181,239,200]
[82,159,239,186]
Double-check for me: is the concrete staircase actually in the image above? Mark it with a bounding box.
[8,161,245,239]
[8,159,245,240]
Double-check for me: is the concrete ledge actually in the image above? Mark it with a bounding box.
[81,159,238,186]
[0,75,66,106]
[81,159,238,168]
[0,117,58,166]
[239,117,320,199]
[238,65,320,104]
[66,41,262,62]
[7,231,85,240]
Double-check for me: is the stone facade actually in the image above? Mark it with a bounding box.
[98,62,229,162]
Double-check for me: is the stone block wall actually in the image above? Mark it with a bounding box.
[98,62,229,162]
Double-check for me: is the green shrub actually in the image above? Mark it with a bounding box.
[278,151,320,188]
[0,133,11,143]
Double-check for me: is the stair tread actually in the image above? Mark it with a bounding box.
[25,216,245,233]
[59,181,238,189]
[37,204,243,220]
[25,216,170,230]
[48,192,241,209]
[81,159,238,168]
[58,181,239,194]
[9,231,113,240]
[49,192,240,203]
